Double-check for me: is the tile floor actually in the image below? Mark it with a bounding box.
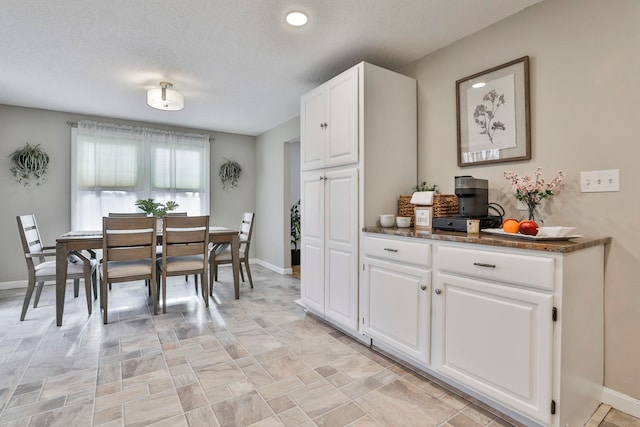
[0,265,635,427]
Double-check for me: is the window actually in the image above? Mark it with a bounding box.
[71,120,210,230]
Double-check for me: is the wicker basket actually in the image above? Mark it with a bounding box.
[398,194,459,225]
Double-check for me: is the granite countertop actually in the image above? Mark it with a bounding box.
[362,226,611,253]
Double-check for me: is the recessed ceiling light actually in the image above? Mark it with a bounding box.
[285,11,308,27]
[471,82,486,88]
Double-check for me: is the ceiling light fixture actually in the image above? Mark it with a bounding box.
[285,11,308,27]
[147,81,184,111]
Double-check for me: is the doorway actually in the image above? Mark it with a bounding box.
[285,139,301,279]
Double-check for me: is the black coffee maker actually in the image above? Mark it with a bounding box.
[455,175,489,217]
[432,175,502,231]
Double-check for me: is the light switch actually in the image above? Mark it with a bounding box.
[580,169,620,193]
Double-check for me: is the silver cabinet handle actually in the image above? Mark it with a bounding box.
[473,262,496,268]
[420,284,427,291]
[383,248,398,252]
[435,289,442,295]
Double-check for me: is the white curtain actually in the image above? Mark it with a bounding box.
[72,120,210,230]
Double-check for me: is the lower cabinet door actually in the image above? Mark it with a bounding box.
[435,273,553,425]
[362,257,431,364]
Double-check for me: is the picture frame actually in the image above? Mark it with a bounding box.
[414,206,433,230]
[456,56,530,167]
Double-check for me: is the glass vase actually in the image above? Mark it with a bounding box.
[527,203,537,221]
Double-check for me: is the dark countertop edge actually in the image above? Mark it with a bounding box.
[362,226,612,254]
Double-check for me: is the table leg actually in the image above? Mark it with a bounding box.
[231,234,240,299]
[56,241,69,326]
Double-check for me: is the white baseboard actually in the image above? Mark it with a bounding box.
[250,258,291,275]
[0,280,27,291]
[602,387,640,418]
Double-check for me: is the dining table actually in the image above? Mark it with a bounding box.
[55,226,240,326]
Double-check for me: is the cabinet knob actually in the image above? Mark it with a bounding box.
[435,288,442,295]
[420,284,427,291]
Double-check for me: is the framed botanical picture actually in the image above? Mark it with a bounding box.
[456,56,531,167]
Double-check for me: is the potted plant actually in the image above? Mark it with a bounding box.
[9,142,50,186]
[219,158,242,189]
[290,200,301,265]
[134,198,179,217]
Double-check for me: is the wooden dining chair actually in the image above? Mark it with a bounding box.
[16,214,97,321]
[210,212,255,293]
[101,216,157,323]
[156,215,210,313]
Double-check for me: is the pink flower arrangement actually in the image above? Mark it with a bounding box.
[504,167,565,220]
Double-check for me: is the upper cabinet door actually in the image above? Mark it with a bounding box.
[324,67,358,168]
[301,66,359,171]
[301,88,325,171]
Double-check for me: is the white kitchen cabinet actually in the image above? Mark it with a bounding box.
[361,236,431,364]
[300,62,417,335]
[301,167,359,331]
[432,242,605,427]
[301,66,358,171]
[435,271,553,424]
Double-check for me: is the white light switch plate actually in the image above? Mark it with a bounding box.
[580,169,620,193]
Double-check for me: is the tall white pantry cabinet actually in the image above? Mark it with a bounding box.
[299,62,417,333]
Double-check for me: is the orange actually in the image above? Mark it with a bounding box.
[502,218,520,233]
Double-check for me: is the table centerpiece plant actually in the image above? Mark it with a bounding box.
[134,199,179,217]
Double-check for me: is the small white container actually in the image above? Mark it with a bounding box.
[379,214,395,228]
[396,216,411,228]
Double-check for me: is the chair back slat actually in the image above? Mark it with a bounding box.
[106,232,156,248]
[166,229,207,244]
[109,212,148,217]
[166,243,206,258]
[107,246,155,262]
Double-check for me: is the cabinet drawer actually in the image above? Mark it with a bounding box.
[438,246,554,291]
[363,236,431,267]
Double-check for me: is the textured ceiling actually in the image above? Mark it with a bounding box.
[0,0,542,135]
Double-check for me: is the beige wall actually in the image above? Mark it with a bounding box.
[255,117,300,271]
[398,0,640,400]
[0,104,256,284]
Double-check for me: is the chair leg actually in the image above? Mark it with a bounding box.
[101,279,109,324]
[92,269,98,300]
[162,273,167,314]
[84,269,93,315]
[239,264,245,282]
[194,274,198,292]
[201,272,209,307]
[73,279,80,298]
[33,281,45,308]
[209,261,214,297]
[244,260,254,289]
[20,279,37,321]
